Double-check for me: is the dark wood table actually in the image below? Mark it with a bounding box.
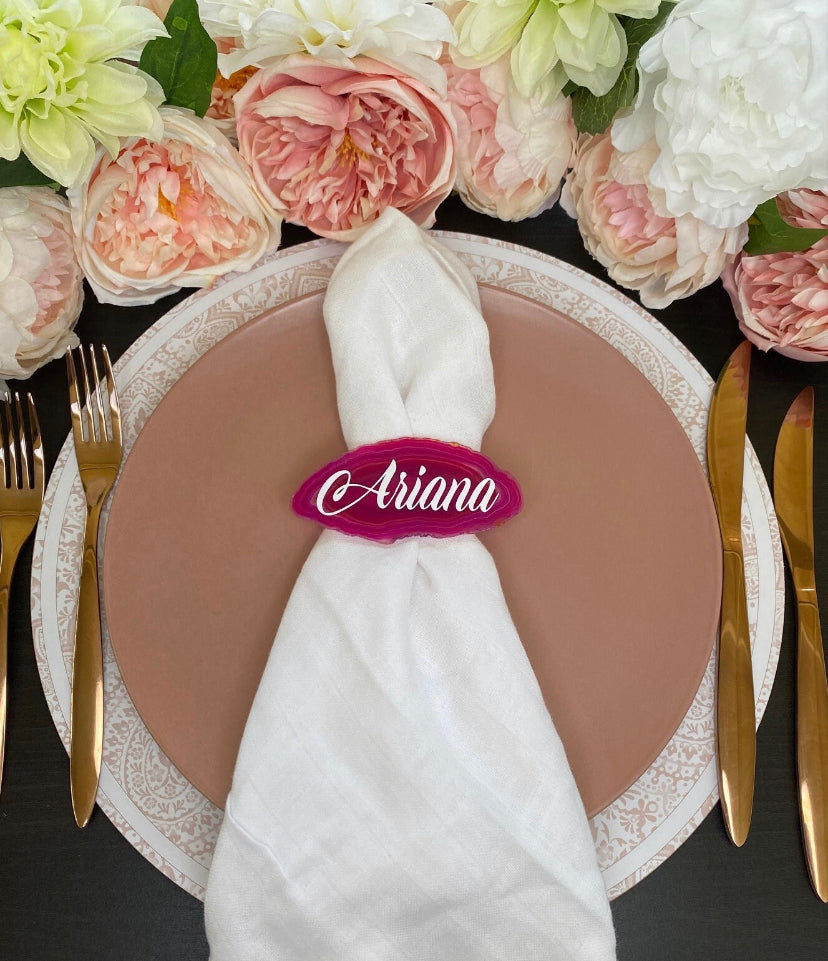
[1,197,826,959]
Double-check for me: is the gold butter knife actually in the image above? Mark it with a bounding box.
[707,340,755,846]
[774,387,828,902]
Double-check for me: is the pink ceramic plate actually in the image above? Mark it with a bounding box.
[102,285,722,819]
[31,234,783,900]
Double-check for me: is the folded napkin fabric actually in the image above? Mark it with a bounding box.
[205,209,617,961]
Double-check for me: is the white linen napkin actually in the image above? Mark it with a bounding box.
[205,209,617,961]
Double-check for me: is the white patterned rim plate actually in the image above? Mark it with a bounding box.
[31,234,785,901]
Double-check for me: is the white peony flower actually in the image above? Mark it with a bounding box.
[0,0,167,188]
[0,187,82,379]
[612,0,828,229]
[197,0,454,91]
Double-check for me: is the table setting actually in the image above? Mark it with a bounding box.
[0,0,827,958]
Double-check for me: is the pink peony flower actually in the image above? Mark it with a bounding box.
[206,39,256,141]
[776,187,828,230]
[234,54,456,240]
[722,239,828,360]
[208,64,258,138]
[561,132,747,310]
[68,107,281,305]
[445,56,575,221]
[0,187,82,379]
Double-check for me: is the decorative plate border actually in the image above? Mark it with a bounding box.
[30,234,784,901]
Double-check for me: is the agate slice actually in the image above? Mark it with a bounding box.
[292,437,522,542]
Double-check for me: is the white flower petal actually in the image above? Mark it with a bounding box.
[611,0,828,228]
[563,17,626,94]
[204,0,454,86]
[511,2,560,98]
[20,109,96,187]
[0,110,21,159]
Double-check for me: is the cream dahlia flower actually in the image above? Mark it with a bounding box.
[0,0,167,188]
[451,0,659,102]
[197,0,454,91]
[612,0,828,229]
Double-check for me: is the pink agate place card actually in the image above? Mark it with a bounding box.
[292,438,523,542]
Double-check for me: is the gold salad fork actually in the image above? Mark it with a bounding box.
[66,345,122,828]
[0,394,44,795]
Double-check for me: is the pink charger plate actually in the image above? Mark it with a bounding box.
[102,284,722,818]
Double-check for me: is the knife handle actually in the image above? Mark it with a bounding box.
[70,509,105,828]
[717,548,756,846]
[796,599,828,902]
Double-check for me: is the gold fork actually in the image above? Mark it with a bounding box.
[0,394,44,795]
[66,345,122,828]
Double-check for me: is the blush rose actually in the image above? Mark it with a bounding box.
[234,54,456,240]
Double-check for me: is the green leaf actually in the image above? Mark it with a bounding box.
[0,155,60,189]
[139,0,217,118]
[571,2,676,136]
[744,198,828,255]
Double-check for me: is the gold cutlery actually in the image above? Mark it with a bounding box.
[707,340,755,846]
[0,394,44,795]
[67,345,122,828]
[774,387,828,902]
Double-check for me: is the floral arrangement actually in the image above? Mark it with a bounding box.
[0,0,826,379]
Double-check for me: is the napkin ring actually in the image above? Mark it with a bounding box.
[292,437,522,542]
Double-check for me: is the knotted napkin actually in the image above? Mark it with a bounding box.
[205,209,616,960]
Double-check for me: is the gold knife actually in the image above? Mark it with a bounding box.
[707,340,755,846]
[774,387,828,902]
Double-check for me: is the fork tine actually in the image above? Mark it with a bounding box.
[66,347,85,444]
[3,394,18,489]
[101,345,121,446]
[0,394,8,489]
[77,346,97,443]
[89,345,108,443]
[28,395,43,495]
[14,393,30,490]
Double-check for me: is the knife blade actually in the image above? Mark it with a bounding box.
[707,340,755,846]
[774,387,828,902]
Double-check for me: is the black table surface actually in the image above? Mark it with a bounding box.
[1,196,826,960]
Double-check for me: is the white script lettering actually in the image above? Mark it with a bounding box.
[315,459,500,517]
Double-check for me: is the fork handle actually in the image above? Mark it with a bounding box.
[70,507,105,828]
[0,536,25,797]
[0,572,8,796]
